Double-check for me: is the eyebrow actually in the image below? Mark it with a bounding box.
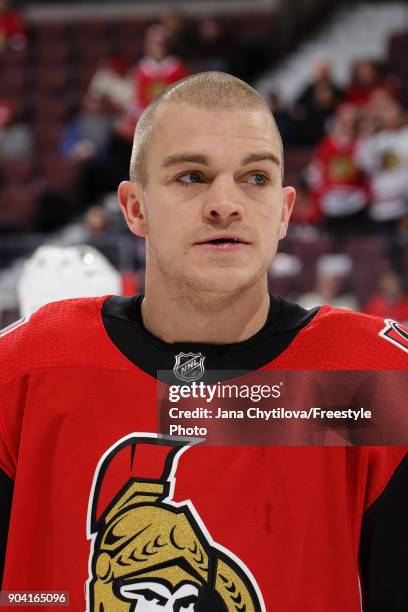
[162,153,209,168]
[241,152,281,169]
[161,151,281,170]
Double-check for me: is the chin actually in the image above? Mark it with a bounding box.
[182,267,262,295]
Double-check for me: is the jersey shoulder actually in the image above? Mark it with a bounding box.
[0,296,115,385]
[308,305,408,368]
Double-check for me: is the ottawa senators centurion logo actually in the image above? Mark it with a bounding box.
[86,433,264,611]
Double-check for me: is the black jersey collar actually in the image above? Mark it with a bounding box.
[102,294,319,380]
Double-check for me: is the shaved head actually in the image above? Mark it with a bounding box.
[130,71,284,185]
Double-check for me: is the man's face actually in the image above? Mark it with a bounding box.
[122,103,295,295]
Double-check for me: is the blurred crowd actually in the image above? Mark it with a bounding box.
[276,59,408,235]
[269,55,407,322]
[0,0,407,322]
[0,1,269,229]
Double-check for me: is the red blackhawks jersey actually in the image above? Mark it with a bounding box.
[308,133,370,218]
[0,295,407,611]
[134,56,188,109]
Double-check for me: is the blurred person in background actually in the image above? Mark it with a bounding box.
[160,11,197,61]
[0,100,33,161]
[297,253,358,310]
[267,91,297,148]
[191,18,231,73]
[59,205,111,246]
[61,95,115,211]
[363,268,408,324]
[345,58,398,107]
[356,91,408,231]
[87,54,133,115]
[0,0,26,52]
[132,24,188,112]
[305,104,370,235]
[287,177,322,225]
[294,60,343,146]
[61,95,113,163]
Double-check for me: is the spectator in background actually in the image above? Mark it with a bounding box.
[132,25,188,113]
[61,96,113,163]
[267,91,297,148]
[345,59,398,107]
[160,12,196,61]
[294,60,343,146]
[0,100,33,160]
[87,55,132,115]
[364,87,404,132]
[305,104,369,234]
[0,0,26,52]
[61,95,114,211]
[191,18,230,73]
[288,178,322,226]
[356,92,408,231]
[100,26,189,191]
[106,115,134,197]
[81,205,110,241]
[363,269,408,323]
[297,254,358,311]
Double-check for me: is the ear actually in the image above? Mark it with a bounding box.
[278,186,296,240]
[118,181,147,237]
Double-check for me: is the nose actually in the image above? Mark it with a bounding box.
[202,175,243,222]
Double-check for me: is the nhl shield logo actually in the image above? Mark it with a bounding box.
[174,352,205,382]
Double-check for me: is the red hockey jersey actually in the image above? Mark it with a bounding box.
[0,295,407,611]
[134,56,188,109]
[308,133,370,218]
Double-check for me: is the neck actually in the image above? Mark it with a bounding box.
[141,272,270,345]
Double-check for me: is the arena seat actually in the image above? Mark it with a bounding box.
[0,47,29,68]
[34,66,73,94]
[34,122,66,153]
[290,235,333,292]
[72,20,110,43]
[34,40,73,66]
[115,19,151,40]
[41,156,79,191]
[34,97,72,123]
[75,39,113,63]
[0,185,37,230]
[33,22,72,42]
[0,160,36,185]
[0,68,27,97]
[346,236,388,303]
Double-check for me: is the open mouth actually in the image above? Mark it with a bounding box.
[194,236,250,251]
[205,238,246,245]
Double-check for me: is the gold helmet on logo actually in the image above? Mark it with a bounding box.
[88,436,264,611]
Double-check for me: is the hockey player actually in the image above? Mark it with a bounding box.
[0,72,407,611]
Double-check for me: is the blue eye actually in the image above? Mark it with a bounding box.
[248,173,268,186]
[177,172,204,185]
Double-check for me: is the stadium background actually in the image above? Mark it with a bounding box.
[0,0,407,324]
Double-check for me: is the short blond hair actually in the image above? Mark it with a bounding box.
[129,71,284,185]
